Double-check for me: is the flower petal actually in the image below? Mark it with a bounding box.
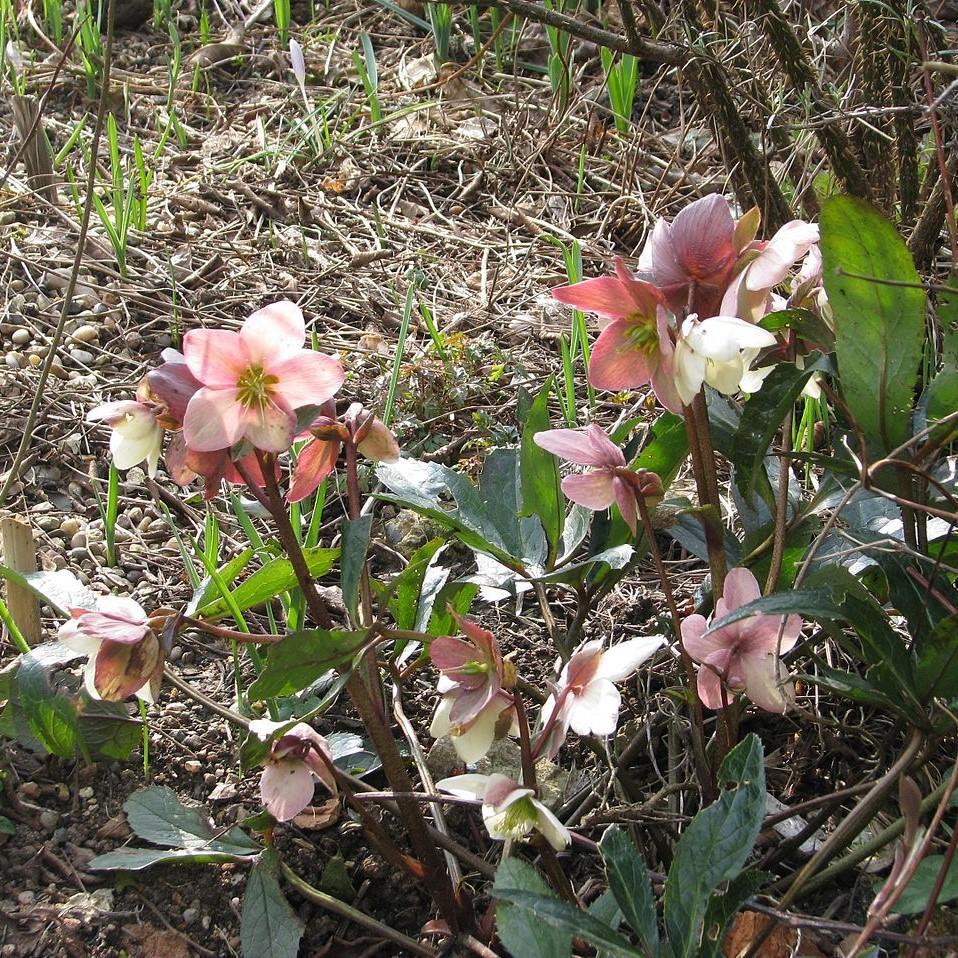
[436,774,492,800]
[183,387,247,452]
[449,699,502,762]
[287,438,340,503]
[552,276,633,320]
[182,329,246,388]
[745,221,820,292]
[260,759,315,821]
[673,338,706,406]
[740,650,794,713]
[270,351,345,409]
[242,301,307,365]
[240,399,297,453]
[696,649,734,710]
[534,427,619,467]
[534,802,572,850]
[681,614,733,664]
[723,567,762,611]
[561,471,616,510]
[669,194,736,280]
[687,316,777,361]
[357,419,400,462]
[595,636,666,681]
[588,319,656,391]
[568,679,621,736]
[611,476,637,534]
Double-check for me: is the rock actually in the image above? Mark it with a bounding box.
[78,786,94,800]
[11,328,30,346]
[60,517,82,537]
[5,352,25,369]
[70,324,98,344]
[70,533,87,550]
[38,809,59,831]
[183,760,203,774]
[383,510,444,556]
[70,348,95,365]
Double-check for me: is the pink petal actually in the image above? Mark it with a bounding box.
[535,428,618,467]
[147,361,202,422]
[430,636,475,671]
[696,649,734,710]
[681,614,728,663]
[722,567,762,612]
[182,329,246,388]
[183,387,247,452]
[612,476,637,534]
[740,651,793,713]
[648,218,686,289]
[745,221,819,292]
[270,352,345,409]
[484,774,526,809]
[561,471,616,510]
[76,613,149,644]
[552,276,633,320]
[288,438,340,503]
[87,401,144,425]
[240,399,296,453]
[242,301,307,365]
[669,194,736,280]
[260,759,315,821]
[449,682,497,726]
[93,633,161,701]
[588,319,657,391]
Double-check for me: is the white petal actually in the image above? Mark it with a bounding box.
[435,774,492,800]
[450,703,501,762]
[429,696,453,739]
[534,802,572,850]
[687,316,776,361]
[673,339,706,406]
[568,680,621,737]
[595,636,666,681]
[704,355,746,395]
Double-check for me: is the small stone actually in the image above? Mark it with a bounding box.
[70,348,94,365]
[11,328,30,346]
[37,516,60,532]
[16,891,35,906]
[169,646,183,663]
[5,352,25,369]
[71,324,98,344]
[50,361,69,380]
[38,809,58,831]
[182,907,199,925]
[60,517,82,536]
[183,760,203,774]
[78,786,94,800]
[70,532,87,550]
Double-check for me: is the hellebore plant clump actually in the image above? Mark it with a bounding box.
[5,191,958,957]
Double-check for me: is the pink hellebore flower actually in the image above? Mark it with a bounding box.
[681,567,803,713]
[538,636,664,760]
[58,597,163,703]
[429,613,516,762]
[437,773,570,850]
[182,300,344,454]
[288,402,400,503]
[534,425,663,535]
[87,399,163,477]
[638,195,747,318]
[720,221,820,322]
[552,257,682,413]
[249,719,337,822]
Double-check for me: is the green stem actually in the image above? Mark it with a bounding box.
[138,698,150,779]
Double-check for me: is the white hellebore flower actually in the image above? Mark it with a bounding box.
[673,314,777,405]
[538,636,665,759]
[437,773,570,850]
[87,400,163,477]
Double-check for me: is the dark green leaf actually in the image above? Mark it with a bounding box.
[385,538,444,631]
[698,870,768,958]
[248,630,367,699]
[425,580,478,635]
[78,698,141,760]
[414,548,452,632]
[915,615,958,702]
[123,786,259,853]
[0,816,15,835]
[0,566,97,617]
[633,411,689,492]
[241,847,305,958]
[798,665,897,710]
[821,196,925,452]
[341,516,372,623]
[195,547,340,620]
[493,858,572,958]
[758,308,835,351]
[521,378,564,567]
[890,853,958,914]
[88,847,255,871]
[18,644,80,758]
[600,825,658,954]
[663,735,765,958]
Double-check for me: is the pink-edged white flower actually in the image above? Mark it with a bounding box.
[681,567,803,713]
[672,314,777,405]
[437,773,570,850]
[182,301,344,454]
[534,425,663,535]
[429,613,516,762]
[552,258,682,412]
[720,221,820,322]
[87,400,163,476]
[537,636,664,759]
[58,597,162,703]
[249,719,337,822]
[288,402,400,503]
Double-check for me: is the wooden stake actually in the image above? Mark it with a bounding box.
[0,514,41,646]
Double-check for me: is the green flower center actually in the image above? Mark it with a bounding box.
[458,661,489,676]
[236,365,279,410]
[626,315,659,354]
[500,797,537,838]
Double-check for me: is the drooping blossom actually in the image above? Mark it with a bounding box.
[636,195,752,318]
[436,773,570,850]
[249,719,337,822]
[672,314,777,405]
[288,402,400,502]
[552,258,682,412]
[289,38,307,99]
[58,597,163,703]
[720,220,820,322]
[533,425,663,534]
[182,300,344,454]
[428,612,516,762]
[87,398,163,477]
[537,636,665,759]
[681,566,802,712]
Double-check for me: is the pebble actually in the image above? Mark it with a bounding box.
[183,760,203,774]
[182,906,199,926]
[37,516,60,532]
[5,352,24,369]
[50,360,69,380]
[11,328,30,346]
[71,324,98,344]
[70,348,95,365]
[19,782,40,799]
[60,517,82,536]
[16,891,35,906]
[70,532,87,550]
[78,787,94,800]
[38,809,58,831]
